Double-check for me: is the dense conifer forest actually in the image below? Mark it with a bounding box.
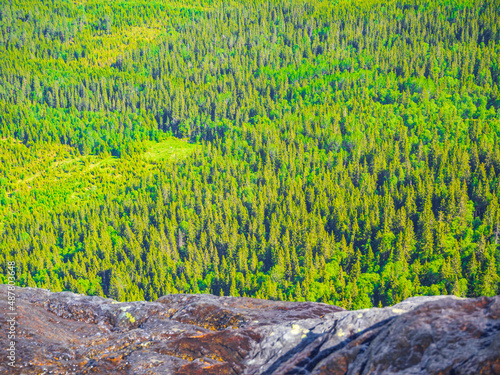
[0,0,499,309]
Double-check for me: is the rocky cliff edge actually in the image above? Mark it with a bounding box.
[0,285,499,374]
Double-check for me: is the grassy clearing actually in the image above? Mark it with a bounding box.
[142,138,198,161]
[83,26,164,67]
[2,138,199,215]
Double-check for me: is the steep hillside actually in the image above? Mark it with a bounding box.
[1,0,499,306]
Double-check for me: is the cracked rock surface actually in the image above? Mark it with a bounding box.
[0,285,499,374]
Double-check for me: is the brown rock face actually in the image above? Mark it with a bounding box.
[0,286,498,375]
